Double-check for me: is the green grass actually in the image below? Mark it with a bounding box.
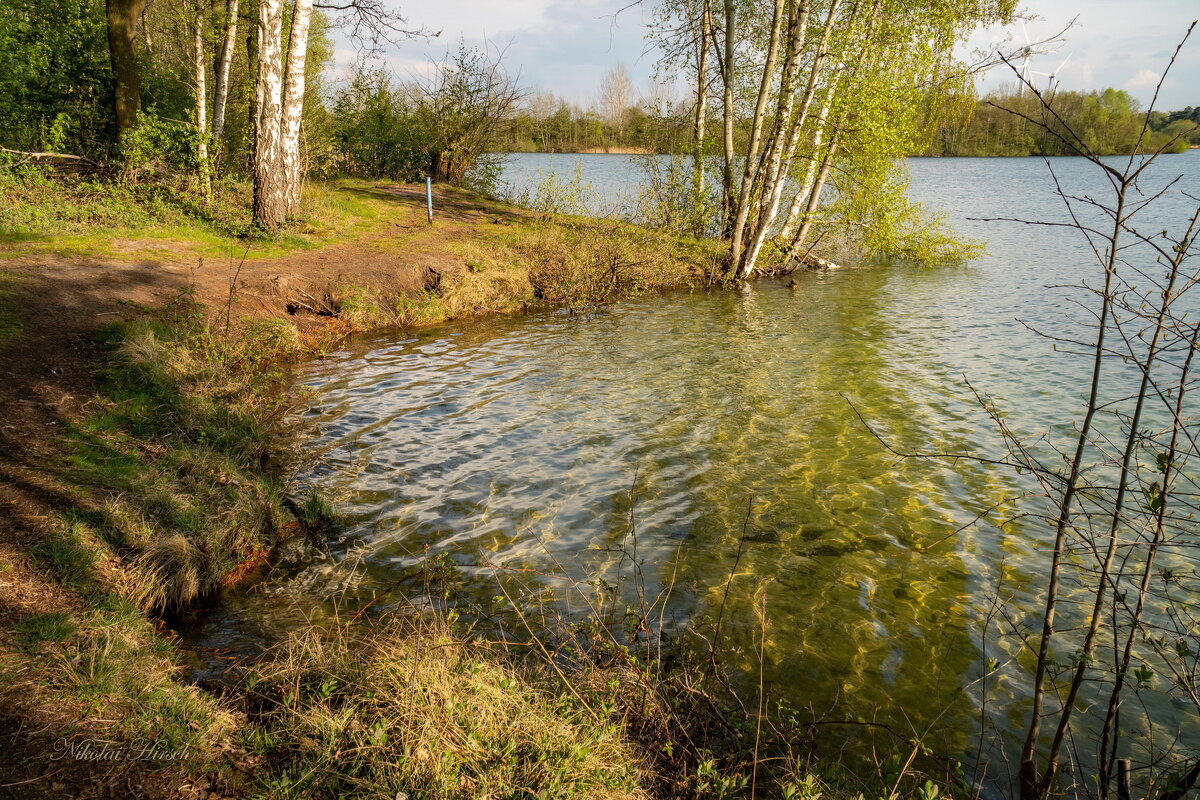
[241,621,650,800]
[51,298,302,611]
[0,168,413,261]
[16,596,236,754]
[16,612,77,646]
[296,491,341,530]
[29,515,101,595]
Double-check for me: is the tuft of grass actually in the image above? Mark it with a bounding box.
[16,612,77,646]
[30,514,101,594]
[62,296,298,611]
[296,491,340,530]
[332,283,393,328]
[242,620,649,800]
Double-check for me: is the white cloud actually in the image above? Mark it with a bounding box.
[1123,68,1162,91]
[1076,61,1095,88]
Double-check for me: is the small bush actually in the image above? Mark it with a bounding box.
[630,154,722,240]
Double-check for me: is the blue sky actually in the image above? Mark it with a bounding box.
[338,1,1199,111]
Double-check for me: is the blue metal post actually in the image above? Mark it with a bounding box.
[425,177,433,224]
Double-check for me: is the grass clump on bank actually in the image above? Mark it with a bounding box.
[325,212,721,329]
[1,584,239,793]
[66,297,306,611]
[242,620,649,800]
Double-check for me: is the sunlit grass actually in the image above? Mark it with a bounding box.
[0,170,416,261]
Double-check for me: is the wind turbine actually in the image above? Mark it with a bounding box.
[1032,53,1072,94]
[1014,19,1057,89]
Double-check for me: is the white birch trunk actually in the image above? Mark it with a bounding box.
[728,0,786,272]
[753,0,812,200]
[693,0,711,198]
[777,0,878,257]
[777,86,837,241]
[744,0,844,271]
[194,3,211,199]
[788,125,840,259]
[252,0,285,229]
[280,0,313,215]
[211,0,239,165]
[719,0,736,231]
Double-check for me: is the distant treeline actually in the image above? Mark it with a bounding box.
[492,83,1198,158]
[925,88,1199,157]
[495,92,693,155]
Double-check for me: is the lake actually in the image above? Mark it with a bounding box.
[188,151,1200,792]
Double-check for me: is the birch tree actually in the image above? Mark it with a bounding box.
[210,0,239,167]
[252,0,286,229]
[657,0,1017,280]
[693,0,712,196]
[280,0,314,215]
[251,0,423,229]
[192,0,211,198]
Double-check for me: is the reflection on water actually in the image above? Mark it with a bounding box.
[186,152,1200,780]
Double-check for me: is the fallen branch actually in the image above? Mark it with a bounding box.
[0,147,103,171]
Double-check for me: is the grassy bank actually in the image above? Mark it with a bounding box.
[1,172,956,799]
[0,167,396,259]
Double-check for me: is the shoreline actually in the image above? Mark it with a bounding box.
[0,179,724,798]
[1,175,958,800]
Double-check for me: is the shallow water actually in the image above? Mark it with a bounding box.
[187,151,1200,785]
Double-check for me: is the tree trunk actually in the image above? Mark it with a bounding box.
[194,2,211,199]
[211,0,239,167]
[279,0,313,215]
[783,0,880,262]
[789,124,840,255]
[747,0,842,269]
[105,0,147,144]
[740,0,821,275]
[778,85,837,242]
[246,16,258,171]
[252,0,285,229]
[727,0,785,274]
[692,0,711,199]
[719,0,736,234]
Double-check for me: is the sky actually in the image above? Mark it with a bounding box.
[334,1,1200,112]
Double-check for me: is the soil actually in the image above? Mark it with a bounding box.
[0,183,524,798]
